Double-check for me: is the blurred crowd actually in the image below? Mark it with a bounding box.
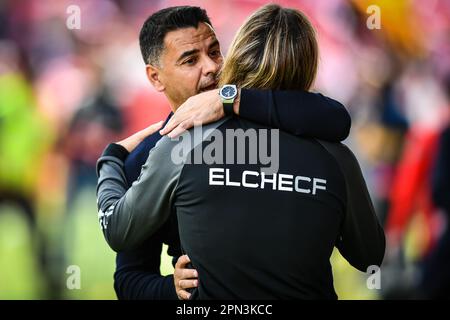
[0,0,450,299]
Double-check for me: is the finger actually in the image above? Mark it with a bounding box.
[180,268,198,280]
[161,103,197,135]
[167,126,187,139]
[178,290,191,300]
[178,279,198,289]
[139,120,164,138]
[160,116,180,135]
[167,120,194,138]
[161,110,189,135]
[175,254,191,268]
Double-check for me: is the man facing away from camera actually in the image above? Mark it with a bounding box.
[96,6,357,299]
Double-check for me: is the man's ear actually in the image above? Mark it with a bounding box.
[146,64,165,92]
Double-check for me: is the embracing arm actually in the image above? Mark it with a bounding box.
[239,89,351,142]
[96,138,182,252]
[160,89,351,142]
[114,234,178,300]
[97,121,198,299]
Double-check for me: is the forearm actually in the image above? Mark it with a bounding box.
[160,88,350,142]
[96,143,129,243]
[239,89,351,142]
[96,139,180,251]
[96,143,137,251]
[114,271,177,300]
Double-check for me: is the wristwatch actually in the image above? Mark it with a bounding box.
[219,84,238,116]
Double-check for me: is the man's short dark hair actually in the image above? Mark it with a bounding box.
[139,6,212,66]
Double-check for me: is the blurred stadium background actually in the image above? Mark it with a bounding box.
[0,0,450,299]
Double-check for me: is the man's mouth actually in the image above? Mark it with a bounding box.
[200,81,218,92]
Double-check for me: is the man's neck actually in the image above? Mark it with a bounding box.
[168,99,180,113]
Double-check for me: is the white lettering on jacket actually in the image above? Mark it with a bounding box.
[209,168,327,195]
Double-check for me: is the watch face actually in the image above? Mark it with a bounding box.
[221,85,236,99]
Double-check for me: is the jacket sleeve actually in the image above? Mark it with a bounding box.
[432,128,450,215]
[96,139,183,252]
[318,141,386,272]
[114,244,178,300]
[114,229,179,300]
[111,135,183,300]
[239,89,351,142]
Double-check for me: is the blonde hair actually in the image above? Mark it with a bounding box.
[219,4,318,90]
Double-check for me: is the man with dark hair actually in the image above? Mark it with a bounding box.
[139,6,212,67]
[99,6,352,300]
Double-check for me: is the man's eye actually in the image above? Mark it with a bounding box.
[210,50,220,58]
[184,57,197,65]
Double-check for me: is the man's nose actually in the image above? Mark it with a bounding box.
[202,55,220,76]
